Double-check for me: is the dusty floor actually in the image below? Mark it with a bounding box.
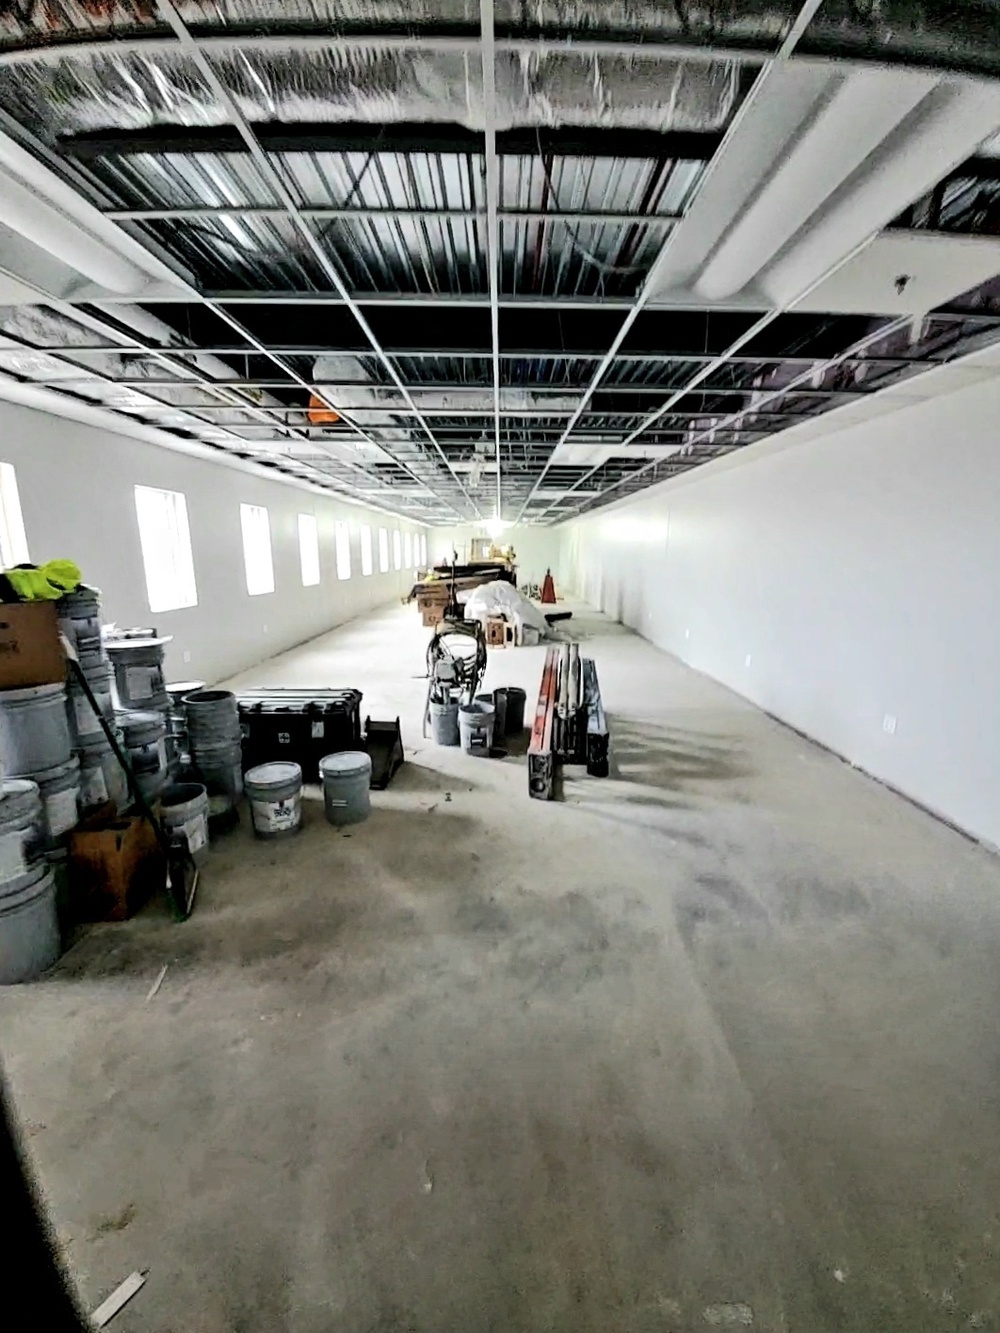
[2,601,1000,1332]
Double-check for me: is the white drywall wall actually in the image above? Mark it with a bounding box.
[561,375,1000,848]
[0,398,423,683]
[433,523,561,588]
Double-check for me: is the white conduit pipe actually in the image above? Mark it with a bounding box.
[694,69,937,301]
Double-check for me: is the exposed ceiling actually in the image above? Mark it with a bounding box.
[0,2,1000,524]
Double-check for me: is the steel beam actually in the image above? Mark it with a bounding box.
[61,120,724,161]
[104,205,681,227]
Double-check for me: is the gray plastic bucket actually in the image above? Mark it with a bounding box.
[185,690,241,746]
[192,740,244,818]
[428,698,460,746]
[34,756,81,844]
[160,783,210,866]
[319,751,372,826]
[0,683,72,775]
[120,711,168,798]
[0,865,59,984]
[0,779,45,885]
[501,686,526,736]
[245,762,303,839]
[66,657,114,743]
[56,585,103,658]
[459,700,495,757]
[107,639,169,711]
[78,732,128,812]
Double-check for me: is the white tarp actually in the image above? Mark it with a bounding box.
[464,580,551,640]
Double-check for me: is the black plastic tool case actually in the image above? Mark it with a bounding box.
[237,689,363,780]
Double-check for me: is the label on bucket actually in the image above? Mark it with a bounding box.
[180,815,207,855]
[44,787,80,838]
[125,665,160,701]
[80,765,108,806]
[131,738,166,776]
[311,720,324,739]
[252,794,301,834]
[0,828,32,879]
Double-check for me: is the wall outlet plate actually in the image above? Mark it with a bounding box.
[745,654,753,667]
[182,649,191,664]
[883,713,897,735]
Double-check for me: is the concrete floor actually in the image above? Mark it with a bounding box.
[2,601,1000,1332]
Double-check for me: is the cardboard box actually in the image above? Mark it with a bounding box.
[69,808,165,922]
[0,602,66,689]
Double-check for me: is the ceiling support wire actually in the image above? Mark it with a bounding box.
[153,0,480,519]
[480,0,503,522]
[516,0,826,522]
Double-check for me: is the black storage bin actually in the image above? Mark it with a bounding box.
[237,689,363,780]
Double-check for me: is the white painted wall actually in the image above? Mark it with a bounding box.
[561,376,1000,848]
[432,523,562,589]
[0,399,423,683]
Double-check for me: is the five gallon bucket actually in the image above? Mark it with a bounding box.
[66,657,114,743]
[459,700,495,757]
[0,779,45,885]
[56,585,103,658]
[33,756,81,845]
[120,711,168,799]
[482,689,507,740]
[319,751,372,826]
[245,762,303,839]
[160,783,210,866]
[428,698,460,746]
[107,637,169,712]
[0,683,72,775]
[0,865,59,984]
[186,691,243,817]
[500,686,526,736]
[78,733,129,812]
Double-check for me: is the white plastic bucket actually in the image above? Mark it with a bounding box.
[428,699,460,746]
[0,865,59,984]
[0,683,72,775]
[0,779,45,886]
[33,756,81,844]
[245,762,303,839]
[78,733,128,812]
[160,783,210,866]
[120,711,168,798]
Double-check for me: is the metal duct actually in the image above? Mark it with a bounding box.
[0,45,738,140]
[0,2,796,45]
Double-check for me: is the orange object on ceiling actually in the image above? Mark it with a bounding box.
[308,394,340,424]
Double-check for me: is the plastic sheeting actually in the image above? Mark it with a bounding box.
[464,579,551,638]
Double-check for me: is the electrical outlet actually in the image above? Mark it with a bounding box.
[262,623,269,635]
[882,713,897,736]
[182,649,191,664]
[745,653,753,667]
[684,628,690,640]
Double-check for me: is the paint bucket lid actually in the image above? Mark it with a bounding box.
[167,681,205,702]
[245,762,302,790]
[319,751,372,779]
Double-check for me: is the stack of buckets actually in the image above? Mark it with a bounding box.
[0,584,120,983]
[184,690,243,821]
[59,586,128,813]
[104,630,175,800]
